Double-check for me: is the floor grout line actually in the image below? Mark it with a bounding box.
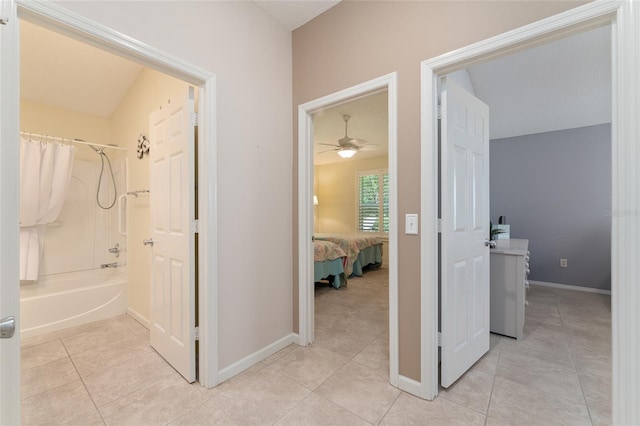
[376,390,402,425]
[483,335,504,424]
[60,333,107,425]
[559,294,598,426]
[22,272,610,425]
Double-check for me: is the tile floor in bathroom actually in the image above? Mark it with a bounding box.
[21,267,611,425]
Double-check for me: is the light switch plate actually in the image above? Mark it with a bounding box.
[405,214,419,235]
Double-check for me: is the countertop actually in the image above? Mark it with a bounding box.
[491,239,529,256]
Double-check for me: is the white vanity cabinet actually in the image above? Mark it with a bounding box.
[490,239,529,339]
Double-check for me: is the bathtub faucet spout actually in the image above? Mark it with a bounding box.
[101,262,119,269]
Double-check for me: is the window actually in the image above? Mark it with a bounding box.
[357,169,389,233]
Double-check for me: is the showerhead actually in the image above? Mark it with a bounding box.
[77,139,103,154]
[73,138,117,155]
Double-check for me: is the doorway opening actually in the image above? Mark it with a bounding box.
[312,90,390,380]
[11,0,218,389]
[298,72,399,385]
[434,24,612,420]
[421,2,636,422]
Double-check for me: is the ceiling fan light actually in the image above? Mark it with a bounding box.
[337,148,356,159]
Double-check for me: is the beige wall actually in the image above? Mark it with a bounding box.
[316,156,387,234]
[316,156,390,265]
[293,1,585,381]
[20,100,110,162]
[109,68,189,323]
[55,0,293,370]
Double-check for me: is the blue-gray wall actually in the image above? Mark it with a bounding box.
[490,124,611,290]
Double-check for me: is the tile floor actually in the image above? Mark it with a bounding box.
[20,267,611,425]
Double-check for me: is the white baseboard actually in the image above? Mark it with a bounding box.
[291,333,301,346]
[398,374,423,397]
[529,280,611,295]
[126,307,150,329]
[217,333,298,383]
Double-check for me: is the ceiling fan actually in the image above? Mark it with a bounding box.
[317,114,381,159]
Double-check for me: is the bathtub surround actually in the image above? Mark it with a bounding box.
[19,100,128,337]
[39,155,126,276]
[19,136,75,280]
[19,268,127,338]
[19,148,127,337]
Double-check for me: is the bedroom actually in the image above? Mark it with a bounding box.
[312,89,390,284]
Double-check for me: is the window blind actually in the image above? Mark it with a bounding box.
[357,170,389,233]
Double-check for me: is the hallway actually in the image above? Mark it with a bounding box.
[20,268,610,425]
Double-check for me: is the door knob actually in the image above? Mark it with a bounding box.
[0,316,15,339]
[143,238,154,247]
[485,239,496,249]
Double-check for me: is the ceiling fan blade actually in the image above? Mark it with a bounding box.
[349,138,369,146]
[358,144,382,152]
[339,138,367,149]
[317,143,340,147]
[317,148,339,155]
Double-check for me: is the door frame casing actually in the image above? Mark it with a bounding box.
[421,2,639,424]
[0,0,22,423]
[297,72,399,386]
[9,0,219,387]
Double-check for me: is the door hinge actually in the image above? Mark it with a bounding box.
[0,1,9,25]
[192,326,200,341]
[191,112,198,127]
[436,105,442,120]
[438,332,443,347]
[437,218,442,233]
[191,219,199,234]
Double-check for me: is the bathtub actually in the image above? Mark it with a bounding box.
[20,267,127,339]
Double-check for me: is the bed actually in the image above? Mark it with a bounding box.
[314,240,348,289]
[314,234,383,277]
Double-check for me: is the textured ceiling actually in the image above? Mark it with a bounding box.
[255,0,341,31]
[313,91,388,165]
[467,25,611,140]
[20,21,143,118]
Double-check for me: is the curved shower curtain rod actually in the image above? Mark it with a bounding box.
[20,131,127,152]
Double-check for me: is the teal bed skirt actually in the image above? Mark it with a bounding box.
[351,243,383,277]
[314,258,346,289]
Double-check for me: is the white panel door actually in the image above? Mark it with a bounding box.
[149,87,196,382]
[440,77,490,388]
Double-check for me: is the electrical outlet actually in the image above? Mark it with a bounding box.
[560,258,568,268]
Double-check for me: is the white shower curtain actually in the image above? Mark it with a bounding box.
[19,137,76,281]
